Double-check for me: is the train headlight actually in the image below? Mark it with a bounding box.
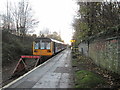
[34,50,37,52]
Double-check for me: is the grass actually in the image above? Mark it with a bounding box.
[71,50,107,88]
[75,70,106,88]
[72,59,78,67]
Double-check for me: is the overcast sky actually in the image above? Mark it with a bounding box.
[0,0,78,44]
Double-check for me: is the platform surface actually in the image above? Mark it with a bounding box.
[4,49,74,88]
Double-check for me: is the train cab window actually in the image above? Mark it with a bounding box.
[34,42,39,49]
[40,42,45,49]
[46,42,50,49]
[40,42,51,49]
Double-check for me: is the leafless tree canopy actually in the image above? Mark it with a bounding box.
[0,0,39,36]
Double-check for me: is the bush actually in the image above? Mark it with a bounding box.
[2,30,34,65]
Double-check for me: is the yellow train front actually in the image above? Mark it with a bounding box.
[33,37,66,56]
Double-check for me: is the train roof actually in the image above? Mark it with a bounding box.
[34,37,64,44]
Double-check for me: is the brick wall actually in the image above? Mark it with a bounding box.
[78,37,120,74]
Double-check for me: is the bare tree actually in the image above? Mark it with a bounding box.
[6,0,10,30]
[14,0,39,36]
[1,0,38,36]
[39,28,50,37]
[17,0,38,35]
[1,0,14,31]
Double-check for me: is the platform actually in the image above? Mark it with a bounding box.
[3,49,74,88]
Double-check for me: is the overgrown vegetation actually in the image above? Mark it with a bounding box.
[72,50,106,88]
[71,1,120,88]
[75,70,105,88]
[72,2,120,45]
[71,49,120,88]
[2,30,34,65]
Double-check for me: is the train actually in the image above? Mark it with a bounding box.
[11,37,67,77]
[33,37,67,57]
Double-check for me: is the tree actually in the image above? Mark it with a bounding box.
[1,1,14,31]
[39,29,63,41]
[39,28,50,37]
[32,34,37,38]
[72,1,120,45]
[13,0,39,36]
[46,31,62,41]
[1,0,39,36]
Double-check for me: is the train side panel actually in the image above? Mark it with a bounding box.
[54,42,66,54]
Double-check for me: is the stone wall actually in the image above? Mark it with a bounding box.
[78,37,120,74]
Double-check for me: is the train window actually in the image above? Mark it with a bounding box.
[40,42,45,49]
[46,42,50,49]
[40,42,51,49]
[34,43,39,49]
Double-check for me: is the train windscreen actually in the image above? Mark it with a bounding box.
[40,41,50,49]
[34,42,39,49]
